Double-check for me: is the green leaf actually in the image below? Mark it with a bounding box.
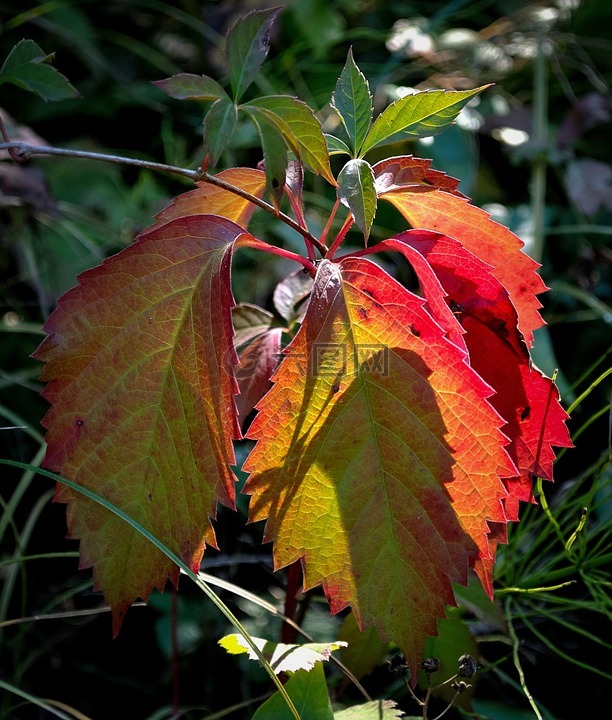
[360,86,490,156]
[203,97,238,167]
[243,106,288,209]
[252,663,334,720]
[336,158,377,241]
[330,48,373,157]
[153,73,228,101]
[337,612,390,681]
[219,634,347,674]
[0,39,79,102]
[325,133,352,157]
[226,6,282,102]
[0,38,51,70]
[334,700,404,719]
[245,96,335,184]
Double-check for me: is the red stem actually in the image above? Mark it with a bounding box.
[326,212,354,259]
[240,235,317,276]
[281,561,303,644]
[319,198,340,249]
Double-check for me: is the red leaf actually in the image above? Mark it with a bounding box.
[359,236,467,354]
[374,156,547,347]
[235,327,282,428]
[373,155,465,197]
[33,214,252,631]
[243,257,515,678]
[381,231,572,524]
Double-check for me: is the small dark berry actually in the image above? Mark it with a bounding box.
[388,655,408,673]
[420,656,440,675]
[458,654,478,678]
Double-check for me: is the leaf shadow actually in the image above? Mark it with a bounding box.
[244,345,478,669]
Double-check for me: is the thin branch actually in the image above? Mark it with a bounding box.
[239,235,317,275]
[0,140,202,180]
[0,117,27,164]
[0,139,328,257]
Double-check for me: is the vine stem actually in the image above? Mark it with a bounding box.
[239,236,317,275]
[0,138,327,258]
[281,562,302,644]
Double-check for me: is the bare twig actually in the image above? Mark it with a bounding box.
[0,117,28,164]
[0,140,202,178]
[0,138,328,256]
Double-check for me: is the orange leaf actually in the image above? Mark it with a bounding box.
[154,167,266,228]
[34,214,251,632]
[243,257,515,678]
[374,157,547,347]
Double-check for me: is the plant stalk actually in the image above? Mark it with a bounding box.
[530,34,549,266]
[505,597,544,720]
[0,138,327,257]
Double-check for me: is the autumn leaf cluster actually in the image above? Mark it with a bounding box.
[32,8,571,678]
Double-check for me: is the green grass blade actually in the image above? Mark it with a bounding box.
[0,458,301,720]
[0,678,81,720]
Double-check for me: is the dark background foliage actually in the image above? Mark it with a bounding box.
[1,1,610,718]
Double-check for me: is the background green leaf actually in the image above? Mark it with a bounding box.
[1,38,50,70]
[153,73,228,101]
[334,700,404,719]
[226,6,282,102]
[219,634,347,674]
[252,663,334,720]
[0,39,78,101]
